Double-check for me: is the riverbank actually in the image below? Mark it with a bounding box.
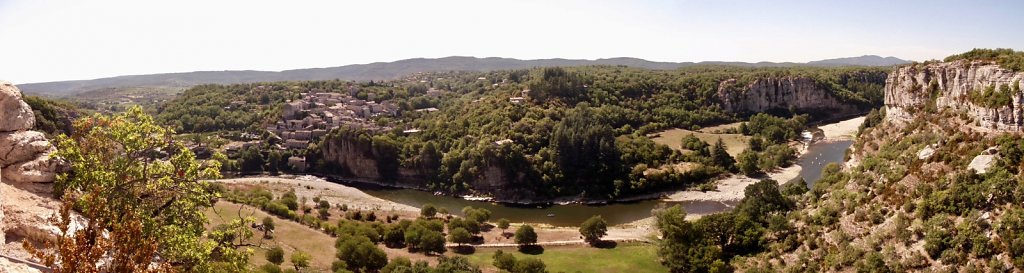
[212,176,656,240]
[662,164,802,203]
[216,176,420,213]
[660,115,863,204]
[818,116,864,141]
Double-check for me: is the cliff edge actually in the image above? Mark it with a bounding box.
[884,60,1024,130]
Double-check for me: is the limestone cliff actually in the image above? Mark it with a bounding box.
[716,76,875,117]
[884,60,1024,130]
[319,131,529,199]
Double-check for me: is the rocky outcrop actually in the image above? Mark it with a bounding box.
[0,81,62,269]
[0,82,34,132]
[0,82,60,187]
[884,60,1024,130]
[716,77,865,117]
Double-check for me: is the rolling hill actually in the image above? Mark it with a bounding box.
[17,55,908,97]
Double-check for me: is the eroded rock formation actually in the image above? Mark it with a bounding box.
[884,60,1024,130]
[0,81,60,271]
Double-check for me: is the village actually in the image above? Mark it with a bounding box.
[267,89,400,149]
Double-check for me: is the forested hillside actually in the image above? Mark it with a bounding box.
[154,65,889,201]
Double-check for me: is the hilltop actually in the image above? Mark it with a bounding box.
[17,55,907,98]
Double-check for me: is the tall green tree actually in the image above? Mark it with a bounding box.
[709,139,735,171]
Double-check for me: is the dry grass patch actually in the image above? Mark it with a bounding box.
[648,128,750,157]
[205,201,337,272]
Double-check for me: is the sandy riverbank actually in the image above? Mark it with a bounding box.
[818,116,864,141]
[662,164,802,203]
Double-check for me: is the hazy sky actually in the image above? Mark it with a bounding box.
[1,0,1021,84]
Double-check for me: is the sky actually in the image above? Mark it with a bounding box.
[0,0,1021,84]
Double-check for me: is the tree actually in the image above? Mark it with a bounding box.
[419,230,447,255]
[421,203,438,218]
[41,106,238,271]
[737,150,760,176]
[336,236,388,272]
[290,251,310,271]
[266,246,284,265]
[680,134,709,156]
[262,217,276,239]
[449,227,473,246]
[497,218,511,236]
[434,256,483,273]
[493,250,517,271]
[383,226,405,248]
[710,139,735,171]
[463,206,492,223]
[656,205,724,273]
[515,225,538,246]
[318,207,330,220]
[579,215,608,245]
[514,258,548,273]
[267,150,283,174]
[239,145,265,173]
[736,179,793,222]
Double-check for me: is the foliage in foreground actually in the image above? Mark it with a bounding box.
[656,179,796,272]
[33,106,249,272]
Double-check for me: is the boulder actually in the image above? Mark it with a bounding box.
[1,156,59,185]
[968,154,997,174]
[0,131,53,167]
[0,82,34,132]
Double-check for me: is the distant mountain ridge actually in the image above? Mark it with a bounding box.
[807,55,909,66]
[18,55,909,97]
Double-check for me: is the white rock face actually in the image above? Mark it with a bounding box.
[884,60,1024,130]
[0,82,34,132]
[0,83,60,186]
[716,77,864,116]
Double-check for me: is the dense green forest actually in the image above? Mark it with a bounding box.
[944,48,1024,72]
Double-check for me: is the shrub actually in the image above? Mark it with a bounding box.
[266,246,284,265]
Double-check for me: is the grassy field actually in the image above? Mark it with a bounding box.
[458,243,667,273]
[649,128,750,157]
[205,201,337,272]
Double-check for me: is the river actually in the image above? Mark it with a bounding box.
[348,126,856,227]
